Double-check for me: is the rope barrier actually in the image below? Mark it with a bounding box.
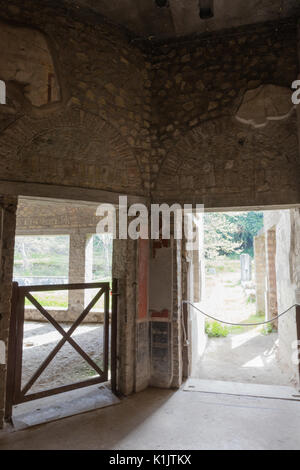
[182,301,300,327]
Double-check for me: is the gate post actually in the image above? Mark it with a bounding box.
[4,282,18,422]
[103,283,110,380]
[111,278,118,395]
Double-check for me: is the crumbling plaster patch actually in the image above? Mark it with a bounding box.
[0,21,61,112]
[236,85,295,128]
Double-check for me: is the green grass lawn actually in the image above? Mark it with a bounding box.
[25,291,68,308]
[205,312,267,338]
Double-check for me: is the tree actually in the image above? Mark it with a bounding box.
[226,212,263,255]
[204,213,242,259]
[204,211,263,259]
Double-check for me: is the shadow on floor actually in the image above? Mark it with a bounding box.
[2,386,300,450]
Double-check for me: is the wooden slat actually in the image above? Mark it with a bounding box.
[103,285,110,380]
[7,281,111,407]
[21,288,105,397]
[4,282,18,422]
[13,290,25,404]
[16,376,106,403]
[19,282,108,293]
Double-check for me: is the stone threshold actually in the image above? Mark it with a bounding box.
[183,378,300,401]
[7,383,120,431]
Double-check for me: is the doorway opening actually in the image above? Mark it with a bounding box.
[189,208,300,397]
[6,196,118,429]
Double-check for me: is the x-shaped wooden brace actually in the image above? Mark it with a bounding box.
[21,287,106,397]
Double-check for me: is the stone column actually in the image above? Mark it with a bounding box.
[187,213,206,378]
[240,253,252,282]
[149,236,174,388]
[265,228,278,327]
[254,234,266,314]
[0,196,17,429]
[135,238,150,392]
[149,213,192,389]
[297,21,300,196]
[112,206,153,396]
[68,232,92,320]
[84,235,94,308]
[112,234,137,396]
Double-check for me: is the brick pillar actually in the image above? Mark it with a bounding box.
[135,238,150,392]
[295,303,300,389]
[149,209,200,389]
[266,228,278,328]
[68,233,92,319]
[297,21,300,201]
[84,235,94,308]
[149,237,174,388]
[112,234,137,396]
[0,196,17,429]
[254,234,266,314]
[189,213,206,376]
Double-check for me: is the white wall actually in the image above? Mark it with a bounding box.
[265,209,300,386]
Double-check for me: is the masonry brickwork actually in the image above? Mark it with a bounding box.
[15,199,107,322]
[0,3,298,207]
[0,0,300,428]
[254,233,266,315]
[149,19,299,206]
[0,196,17,427]
[0,0,151,196]
[266,228,278,326]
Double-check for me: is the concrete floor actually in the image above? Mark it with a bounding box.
[12,384,119,430]
[195,328,293,386]
[1,386,300,450]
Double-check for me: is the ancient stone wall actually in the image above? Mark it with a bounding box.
[16,200,101,234]
[266,227,278,325]
[0,0,151,196]
[0,21,60,108]
[149,240,173,388]
[112,234,138,396]
[15,200,108,323]
[0,0,300,428]
[0,4,298,207]
[150,19,300,207]
[0,196,17,426]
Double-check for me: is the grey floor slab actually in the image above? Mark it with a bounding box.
[184,378,300,401]
[11,383,120,430]
[2,387,300,449]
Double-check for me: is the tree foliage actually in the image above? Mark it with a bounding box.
[204,211,263,259]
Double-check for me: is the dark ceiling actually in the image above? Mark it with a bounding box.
[67,0,300,39]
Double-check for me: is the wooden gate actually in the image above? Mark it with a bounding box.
[5,279,118,422]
